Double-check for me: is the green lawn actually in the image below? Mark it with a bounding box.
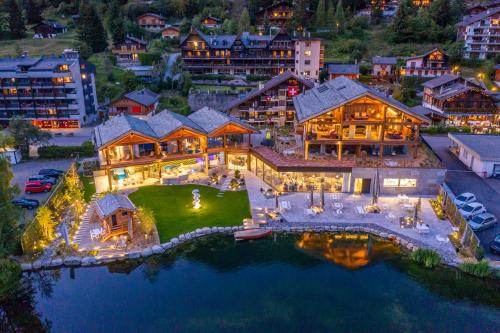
[0,31,76,57]
[79,173,96,203]
[129,185,251,242]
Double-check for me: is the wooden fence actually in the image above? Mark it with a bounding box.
[439,183,481,257]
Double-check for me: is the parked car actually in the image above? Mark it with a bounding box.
[39,169,64,178]
[459,202,486,220]
[468,213,497,231]
[11,198,40,210]
[490,235,500,254]
[28,175,57,185]
[453,192,476,208]
[24,181,52,194]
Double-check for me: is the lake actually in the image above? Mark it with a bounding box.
[9,233,500,332]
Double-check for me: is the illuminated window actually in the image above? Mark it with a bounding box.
[60,64,69,71]
[81,74,87,80]
[383,178,416,187]
[304,50,312,56]
[48,109,57,115]
[63,77,72,83]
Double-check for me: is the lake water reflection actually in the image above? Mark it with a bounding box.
[7,233,500,333]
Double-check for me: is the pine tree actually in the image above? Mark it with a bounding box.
[326,0,335,30]
[107,0,125,45]
[335,0,345,33]
[238,8,251,34]
[26,0,43,24]
[371,0,383,25]
[429,0,452,27]
[294,0,311,29]
[315,0,326,29]
[7,0,26,39]
[390,0,415,43]
[77,2,108,53]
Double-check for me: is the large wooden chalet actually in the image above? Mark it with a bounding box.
[400,49,452,78]
[180,30,296,76]
[421,75,498,130]
[292,77,430,161]
[93,107,256,191]
[224,71,314,126]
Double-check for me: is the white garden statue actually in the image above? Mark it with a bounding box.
[192,189,201,209]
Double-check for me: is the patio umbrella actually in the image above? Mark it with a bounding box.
[414,197,422,223]
[372,169,380,206]
[320,184,325,209]
[309,187,314,208]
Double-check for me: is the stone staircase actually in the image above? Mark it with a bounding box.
[72,195,98,248]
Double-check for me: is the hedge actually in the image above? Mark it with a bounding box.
[38,141,94,159]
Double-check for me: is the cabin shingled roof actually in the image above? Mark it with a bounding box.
[94,193,136,218]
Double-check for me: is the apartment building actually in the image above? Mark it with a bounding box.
[0,50,98,129]
[294,36,324,82]
[457,8,500,60]
[180,30,322,78]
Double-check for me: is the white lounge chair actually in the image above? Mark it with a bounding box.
[416,223,430,234]
[356,206,366,215]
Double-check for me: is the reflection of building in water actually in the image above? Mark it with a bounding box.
[296,233,400,269]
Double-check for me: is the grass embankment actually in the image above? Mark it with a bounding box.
[79,173,96,203]
[129,185,251,242]
[0,31,76,57]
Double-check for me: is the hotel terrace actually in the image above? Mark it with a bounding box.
[93,107,255,192]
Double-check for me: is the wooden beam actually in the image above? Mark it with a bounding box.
[129,144,134,160]
[204,153,209,175]
[338,142,342,161]
[107,169,113,191]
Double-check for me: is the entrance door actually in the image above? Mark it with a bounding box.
[361,178,372,194]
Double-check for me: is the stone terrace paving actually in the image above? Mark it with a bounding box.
[243,170,459,263]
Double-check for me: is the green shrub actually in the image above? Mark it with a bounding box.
[411,248,441,269]
[38,141,94,159]
[459,260,491,278]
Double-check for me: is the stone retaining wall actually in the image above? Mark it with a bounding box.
[19,223,455,271]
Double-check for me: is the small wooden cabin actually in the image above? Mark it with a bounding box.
[91,193,137,241]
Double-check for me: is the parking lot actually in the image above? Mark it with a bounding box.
[11,159,73,213]
[423,135,500,260]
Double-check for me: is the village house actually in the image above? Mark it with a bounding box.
[137,13,166,32]
[90,193,137,241]
[109,88,160,119]
[255,1,312,31]
[111,36,147,65]
[495,65,500,81]
[372,56,397,81]
[161,26,180,40]
[32,20,68,39]
[200,16,222,28]
[421,74,498,131]
[224,71,314,126]
[327,64,360,80]
[400,49,452,78]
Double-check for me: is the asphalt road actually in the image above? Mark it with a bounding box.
[423,135,500,260]
[11,159,73,217]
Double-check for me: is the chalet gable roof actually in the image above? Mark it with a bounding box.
[137,13,166,20]
[458,7,500,26]
[223,71,314,111]
[123,88,159,107]
[188,107,256,133]
[327,63,360,75]
[422,74,460,89]
[292,76,429,123]
[405,48,447,61]
[94,107,256,148]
